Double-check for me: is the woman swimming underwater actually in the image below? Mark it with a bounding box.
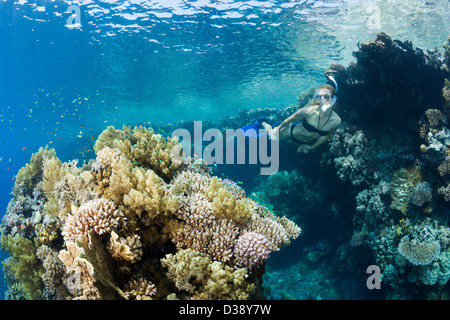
[262,76,341,153]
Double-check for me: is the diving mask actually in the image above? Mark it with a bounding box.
[314,90,336,112]
[314,92,333,104]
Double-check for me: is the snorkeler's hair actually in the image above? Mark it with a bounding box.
[317,84,335,94]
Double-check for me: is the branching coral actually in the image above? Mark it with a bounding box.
[123,278,156,299]
[161,249,211,294]
[169,169,212,196]
[241,215,298,251]
[95,148,179,232]
[94,125,183,178]
[95,147,122,169]
[323,33,450,299]
[122,166,177,220]
[196,261,256,300]
[175,193,239,262]
[62,198,126,243]
[398,235,441,266]
[206,177,253,224]
[161,249,256,300]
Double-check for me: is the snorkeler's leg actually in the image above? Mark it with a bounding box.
[261,122,278,141]
[262,122,292,142]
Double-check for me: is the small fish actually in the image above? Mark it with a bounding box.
[22,147,27,150]
[20,224,26,229]
[12,175,14,181]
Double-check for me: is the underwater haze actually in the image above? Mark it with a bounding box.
[1,0,450,301]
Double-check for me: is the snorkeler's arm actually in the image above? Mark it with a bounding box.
[277,107,309,134]
[305,135,329,150]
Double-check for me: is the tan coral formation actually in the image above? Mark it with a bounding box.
[0,125,301,300]
[62,198,126,242]
[123,278,157,299]
[93,125,183,178]
[108,231,143,263]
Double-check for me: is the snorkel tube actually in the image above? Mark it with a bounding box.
[321,75,338,113]
[328,75,338,94]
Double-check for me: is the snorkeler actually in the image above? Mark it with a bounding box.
[262,76,341,153]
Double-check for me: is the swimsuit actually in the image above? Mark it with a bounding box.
[290,112,332,144]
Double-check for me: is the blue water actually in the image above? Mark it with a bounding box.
[1,0,449,300]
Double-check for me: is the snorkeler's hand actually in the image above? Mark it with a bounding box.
[262,122,279,141]
[297,144,313,153]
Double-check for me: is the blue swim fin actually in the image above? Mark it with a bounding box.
[240,117,279,138]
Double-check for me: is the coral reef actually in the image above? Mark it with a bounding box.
[410,182,432,207]
[0,125,300,300]
[93,125,183,178]
[160,249,256,300]
[398,235,440,266]
[318,33,450,300]
[327,32,448,134]
[123,278,157,299]
[330,128,372,185]
[0,234,43,300]
[62,198,126,242]
[233,232,273,268]
[389,167,423,215]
